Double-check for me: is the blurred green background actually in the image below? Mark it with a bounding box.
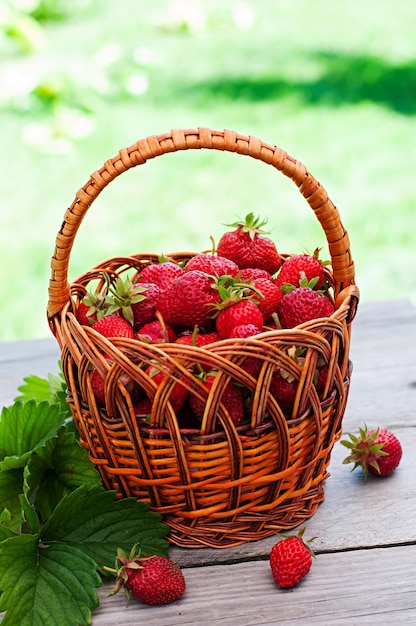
[1,0,415,342]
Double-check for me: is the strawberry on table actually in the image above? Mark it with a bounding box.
[269,528,315,589]
[217,212,283,274]
[341,424,403,478]
[105,546,186,606]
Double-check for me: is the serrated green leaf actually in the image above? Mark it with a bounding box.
[15,371,71,420]
[41,484,169,568]
[26,430,101,520]
[0,469,24,533]
[0,401,66,470]
[19,492,40,535]
[0,510,17,542]
[0,533,101,626]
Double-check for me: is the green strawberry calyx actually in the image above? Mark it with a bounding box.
[225,212,270,240]
[340,424,389,479]
[277,527,317,557]
[280,271,320,294]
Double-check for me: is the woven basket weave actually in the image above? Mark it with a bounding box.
[47,128,359,549]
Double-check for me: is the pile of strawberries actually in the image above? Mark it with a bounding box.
[76,213,336,424]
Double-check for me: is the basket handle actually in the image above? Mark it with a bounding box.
[47,127,357,320]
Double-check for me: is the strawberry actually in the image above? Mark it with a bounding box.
[107,275,162,328]
[341,424,402,478]
[137,319,177,343]
[137,260,185,290]
[92,314,135,339]
[175,330,220,347]
[133,397,153,418]
[275,248,328,290]
[269,528,315,589]
[77,291,111,325]
[268,346,304,414]
[184,253,239,277]
[269,370,298,414]
[157,270,222,327]
[146,365,189,412]
[216,299,264,339]
[90,367,107,406]
[239,267,274,281]
[277,279,334,328]
[189,372,245,426]
[106,546,186,605]
[217,213,283,274]
[229,323,262,338]
[251,276,283,322]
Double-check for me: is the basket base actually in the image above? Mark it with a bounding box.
[162,481,326,549]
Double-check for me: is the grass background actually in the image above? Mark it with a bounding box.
[1,0,415,341]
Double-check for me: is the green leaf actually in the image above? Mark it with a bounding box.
[15,371,71,422]
[0,510,17,542]
[0,534,101,626]
[0,401,66,470]
[0,469,24,533]
[26,430,101,520]
[41,485,169,568]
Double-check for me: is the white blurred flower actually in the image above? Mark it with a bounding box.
[232,2,255,30]
[125,72,149,95]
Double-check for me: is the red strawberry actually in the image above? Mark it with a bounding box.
[275,249,328,290]
[216,299,263,339]
[269,370,298,414]
[341,425,402,478]
[137,320,177,343]
[90,367,107,405]
[133,397,153,418]
[175,330,220,347]
[106,547,186,605]
[137,261,184,290]
[217,213,283,274]
[184,253,239,277]
[277,285,334,328]
[90,356,139,406]
[239,267,274,281]
[229,323,262,338]
[269,528,315,589]
[77,291,111,325]
[251,277,283,322]
[157,270,222,327]
[92,314,135,339]
[146,365,188,412]
[189,373,245,426]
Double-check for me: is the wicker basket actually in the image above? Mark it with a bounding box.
[47,128,359,549]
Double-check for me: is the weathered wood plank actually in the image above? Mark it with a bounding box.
[93,544,416,625]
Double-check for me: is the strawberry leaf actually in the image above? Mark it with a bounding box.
[15,372,69,418]
[0,533,101,626]
[0,469,24,533]
[0,401,66,471]
[25,430,102,520]
[41,484,169,568]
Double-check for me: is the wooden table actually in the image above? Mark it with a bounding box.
[1,299,415,624]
